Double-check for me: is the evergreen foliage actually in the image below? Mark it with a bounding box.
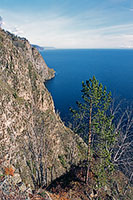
[70,76,116,187]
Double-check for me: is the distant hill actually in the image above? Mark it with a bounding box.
[32,44,56,51]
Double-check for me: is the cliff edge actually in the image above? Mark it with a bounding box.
[0,28,86,190]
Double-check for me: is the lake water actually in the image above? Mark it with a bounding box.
[40,49,133,122]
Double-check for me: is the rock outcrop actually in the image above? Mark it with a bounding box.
[0,28,86,190]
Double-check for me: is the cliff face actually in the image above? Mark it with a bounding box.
[0,28,86,189]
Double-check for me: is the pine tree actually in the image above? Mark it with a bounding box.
[70,76,116,186]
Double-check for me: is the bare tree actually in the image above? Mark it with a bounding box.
[111,101,133,183]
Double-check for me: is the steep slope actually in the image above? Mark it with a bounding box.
[0,28,86,190]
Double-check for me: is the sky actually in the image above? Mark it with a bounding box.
[0,0,133,48]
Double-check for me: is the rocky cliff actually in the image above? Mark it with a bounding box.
[0,28,86,190]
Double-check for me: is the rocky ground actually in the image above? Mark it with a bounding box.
[0,163,133,200]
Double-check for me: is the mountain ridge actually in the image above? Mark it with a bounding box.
[32,44,56,51]
[0,28,86,191]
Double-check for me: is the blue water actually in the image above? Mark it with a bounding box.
[40,49,133,121]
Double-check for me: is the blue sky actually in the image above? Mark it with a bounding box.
[0,0,133,48]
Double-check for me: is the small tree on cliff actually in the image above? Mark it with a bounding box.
[70,76,116,186]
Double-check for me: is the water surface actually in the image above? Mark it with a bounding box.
[40,49,133,121]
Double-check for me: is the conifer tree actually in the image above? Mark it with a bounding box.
[70,76,116,186]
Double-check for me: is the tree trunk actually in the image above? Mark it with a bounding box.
[86,99,92,184]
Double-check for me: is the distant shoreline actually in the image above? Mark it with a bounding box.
[44,48,133,50]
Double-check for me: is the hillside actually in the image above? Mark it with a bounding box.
[32,44,56,51]
[0,28,86,192]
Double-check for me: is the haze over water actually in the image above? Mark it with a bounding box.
[41,49,133,121]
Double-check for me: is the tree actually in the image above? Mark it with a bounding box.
[111,101,133,184]
[70,76,116,186]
